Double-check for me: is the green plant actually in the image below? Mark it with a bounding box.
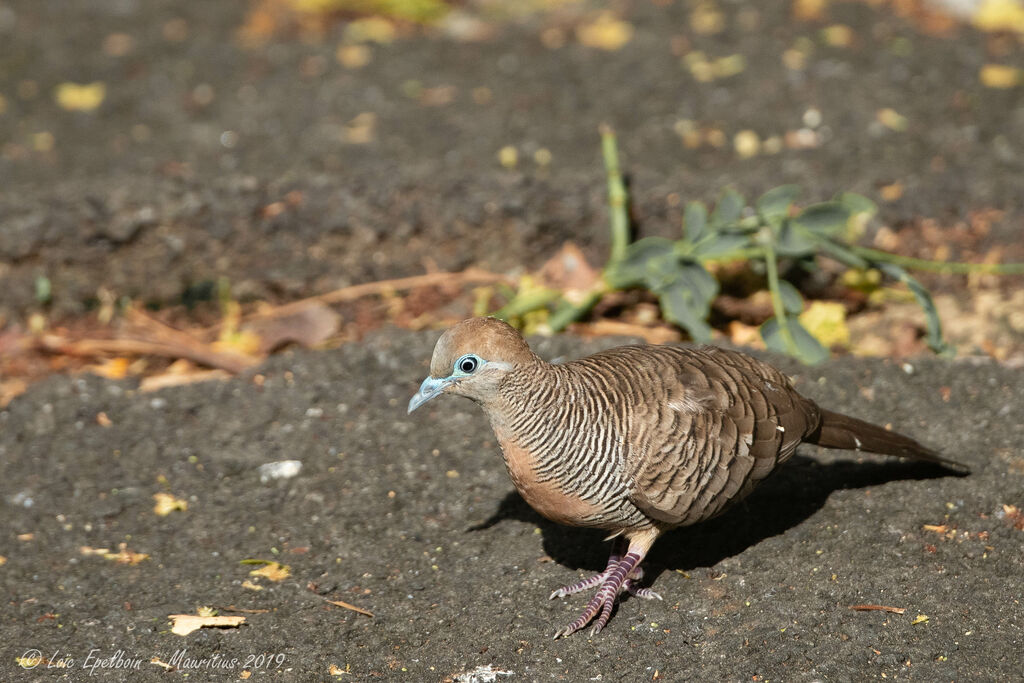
[495,127,1024,363]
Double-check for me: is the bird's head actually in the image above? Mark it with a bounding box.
[408,317,539,413]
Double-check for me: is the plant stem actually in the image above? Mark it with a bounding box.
[492,289,560,320]
[762,241,799,356]
[547,286,608,332]
[600,124,630,265]
[700,247,765,263]
[852,246,1024,275]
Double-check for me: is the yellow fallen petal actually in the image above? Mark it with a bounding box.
[576,12,634,50]
[876,108,908,132]
[973,0,1024,34]
[498,145,518,169]
[153,492,188,516]
[980,64,1021,89]
[55,82,106,112]
[799,301,850,349]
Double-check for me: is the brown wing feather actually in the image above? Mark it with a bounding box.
[625,346,821,527]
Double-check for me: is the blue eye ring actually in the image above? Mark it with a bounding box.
[455,354,481,375]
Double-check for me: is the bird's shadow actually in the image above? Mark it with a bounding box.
[467,455,963,586]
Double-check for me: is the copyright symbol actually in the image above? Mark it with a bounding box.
[19,649,42,669]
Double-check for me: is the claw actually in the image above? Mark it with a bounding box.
[552,549,647,638]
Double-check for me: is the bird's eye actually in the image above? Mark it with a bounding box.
[456,355,479,374]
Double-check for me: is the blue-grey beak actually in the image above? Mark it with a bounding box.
[408,376,453,414]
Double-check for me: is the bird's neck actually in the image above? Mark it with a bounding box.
[478,362,560,444]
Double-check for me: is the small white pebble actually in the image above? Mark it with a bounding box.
[258,460,303,483]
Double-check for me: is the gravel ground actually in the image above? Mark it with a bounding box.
[3,329,1023,680]
[1,0,1022,320]
[3,1,1024,679]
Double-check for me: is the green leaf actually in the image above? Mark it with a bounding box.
[605,236,674,289]
[777,280,804,315]
[775,221,820,257]
[683,201,708,243]
[756,185,800,223]
[35,276,52,304]
[793,202,852,237]
[642,252,685,291]
[877,263,954,356]
[817,239,870,269]
[837,192,877,218]
[708,188,745,230]
[652,260,718,343]
[676,259,719,308]
[658,284,714,344]
[690,232,753,259]
[761,317,829,364]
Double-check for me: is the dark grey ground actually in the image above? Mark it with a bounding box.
[3,0,1024,680]
[1,0,1022,320]
[3,329,1023,680]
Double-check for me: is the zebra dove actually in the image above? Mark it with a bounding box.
[408,317,967,638]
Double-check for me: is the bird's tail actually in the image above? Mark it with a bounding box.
[810,409,969,474]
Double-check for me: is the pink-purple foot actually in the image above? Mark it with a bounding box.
[550,560,655,601]
[623,567,662,600]
[552,551,644,639]
[548,551,622,600]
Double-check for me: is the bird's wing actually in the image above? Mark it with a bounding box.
[624,347,819,526]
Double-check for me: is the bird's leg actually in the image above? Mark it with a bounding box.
[548,537,626,599]
[622,565,662,601]
[552,531,658,638]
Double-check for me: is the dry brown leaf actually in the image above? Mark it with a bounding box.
[139,368,231,392]
[108,543,150,565]
[538,242,600,294]
[1003,504,1024,530]
[793,0,828,22]
[326,599,374,618]
[572,320,682,345]
[879,182,905,201]
[169,613,246,636]
[343,112,377,144]
[336,44,371,69]
[81,543,149,565]
[150,657,174,671]
[96,412,113,428]
[249,562,291,582]
[849,604,906,614]
[0,378,28,409]
[241,579,264,591]
[88,357,132,379]
[153,492,188,516]
[220,606,270,614]
[243,302,341,353]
